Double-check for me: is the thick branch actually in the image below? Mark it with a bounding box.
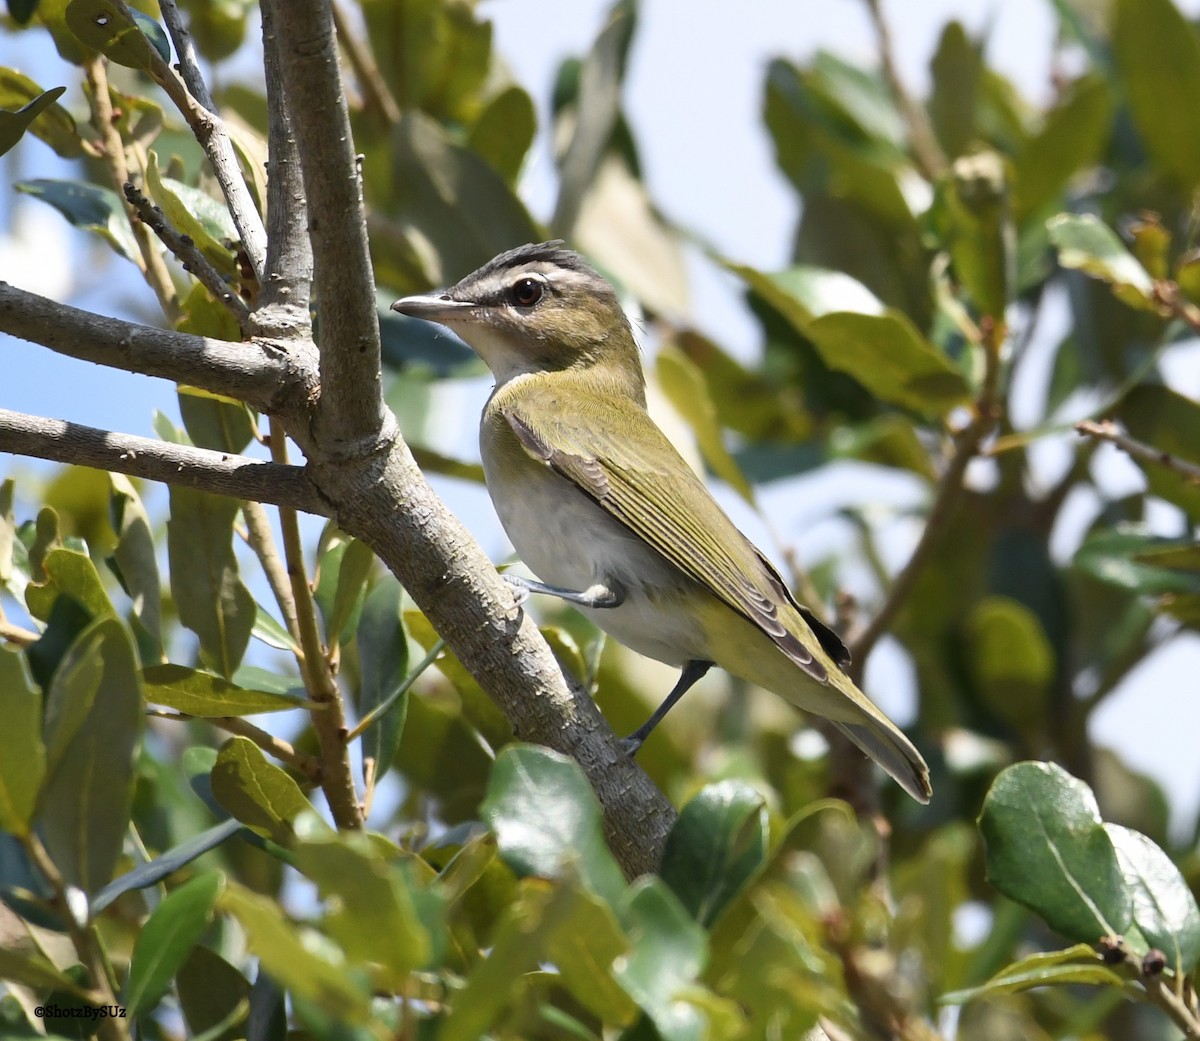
[0,282,309,415]
[0,409,327,514]
[268,0,385,454]
[309,440,677,877]
[257,0,313,332]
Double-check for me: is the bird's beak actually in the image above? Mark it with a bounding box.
[390,294,478,322]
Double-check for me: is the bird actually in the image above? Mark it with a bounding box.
[391,241,931,803]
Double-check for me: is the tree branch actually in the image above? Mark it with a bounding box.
[268,0,385,455]
[862,0,946,181]
[849,322,1003,667]
[149,0,268,280]
[123,182,252,332]
[1076,419,1200,485]
[0,282,310,414]
[309,441,677,877]
[330,0,401,127]
[257,0,313,334]
[270,417,363,831]
[0,409,327,514]
[84,57,180,321]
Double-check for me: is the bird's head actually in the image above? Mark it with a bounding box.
[391,242,643,392]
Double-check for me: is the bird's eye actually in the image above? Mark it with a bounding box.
[511,277,543,307]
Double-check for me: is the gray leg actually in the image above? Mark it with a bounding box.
[621,659,713,754]
[505,573,624,609]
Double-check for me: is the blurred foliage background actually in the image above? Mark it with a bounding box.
[1,0,1200,1038]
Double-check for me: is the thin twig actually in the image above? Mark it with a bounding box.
[147,708,323,782]
[20,832,128,1041]
[849,321,1003,668]
[84,57,180,321]
[0,408,328,514]
[148,0,267,280]
[863,0,946,181]
[123,182,252,332]
[345,638,445,743]
[269,417,363,830]
[1076,419,1200,485]
[242,500,305,651]
[331,0,401,126]
[0,620,40,646]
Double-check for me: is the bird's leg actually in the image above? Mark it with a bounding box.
[621,659,713,754]
[504,573,624,609]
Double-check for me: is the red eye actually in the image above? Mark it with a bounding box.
[511,277,543,307]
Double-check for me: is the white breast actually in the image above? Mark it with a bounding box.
[483,453,708,667]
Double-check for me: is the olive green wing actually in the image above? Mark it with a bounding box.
[502,401,847,684]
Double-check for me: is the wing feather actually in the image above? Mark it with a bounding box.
[504,401,838,683]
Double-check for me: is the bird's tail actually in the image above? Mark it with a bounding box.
[829,717,931,804]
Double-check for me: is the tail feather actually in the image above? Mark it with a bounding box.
[830,718,932,804]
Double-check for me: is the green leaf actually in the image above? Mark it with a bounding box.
[389,111,540,282]
[656,344,755,504]
[218,883,371,1022]
[124,872,224,1018]
[979,761,1130,943]
[108,474,162,653]
[65,0,159,69]
[1074,528,1200,596]
[941,944,1125,1004]
[1013,74,1113,220]
[1106,823,1200,972]
[806,311,972,415]
[0,648,44,837]
[929,151,1013,319]
[480,745,627,908]
[468,85,537,184]
[147,152,239,279]
[439,878,599,1041]
[0,946,91,997]
[354,576,409,783]
[965,597,1054,741]
[168,486,255,679]
[1048,213,1155,309]
[615,878,708,1041]
[928,21,981,159]
[176,944,251,1041]
[210,736,314,843]
[92,819,241,914]
[0,84,67,158]
[25,546,115,623]
[543,885,636,1023]
[177,387,254,453]
[1113,0,1200,189]
[249,605,299,653]
[142,663,307,716]
[292,819,433,983]
[8,0,40,25]
[660,781,767,927]
[15,177,139,262]
[729,262,884,330]
[324,537,374,648]
[1118,384,1200,518]
[39,616,143,894]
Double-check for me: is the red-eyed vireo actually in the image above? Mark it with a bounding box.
[392,242,932,803]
